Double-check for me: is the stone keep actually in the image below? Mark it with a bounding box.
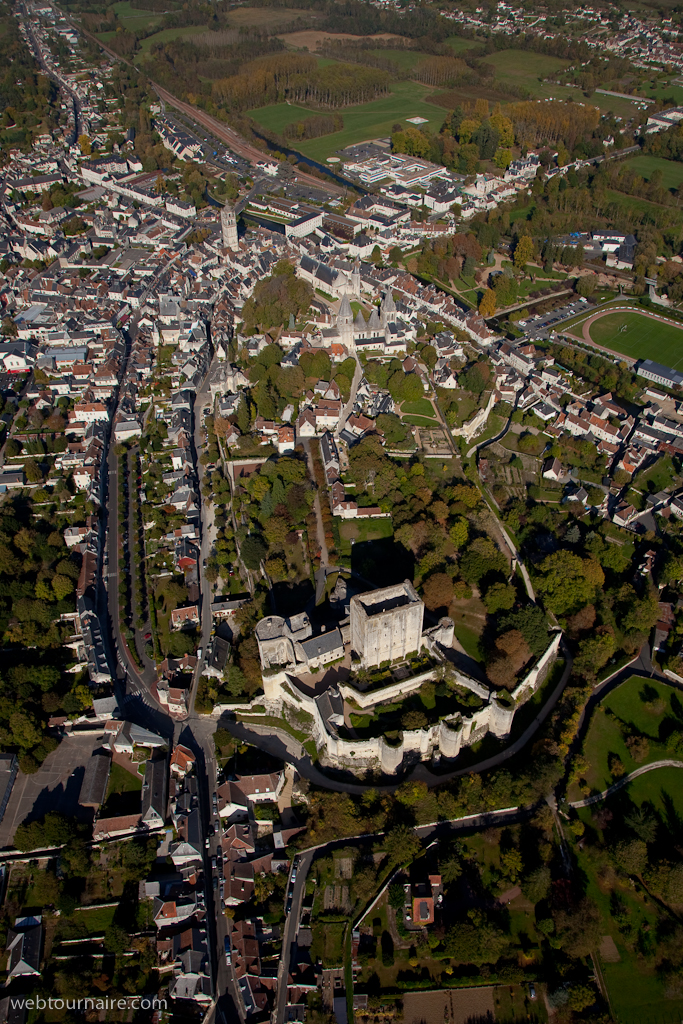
[350,581,424,668]
[221,203,238,251]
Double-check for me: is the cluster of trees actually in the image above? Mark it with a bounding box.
[0,5,60,157]
[213,52,389,111]
[233,343,355,425]
[414,232,482,285]
[413,55,468,88]
[283,112,343,141]
[440,98,600,165]
[241,260,313,333]
[478,157,683,256]
[500,498,660,679]
[364,359,427,404]
[549,341,639,402]
[606,162,680,208]
[0,495,93,771]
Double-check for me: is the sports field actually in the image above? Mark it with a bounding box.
[247,81,447,162]
[587,310,683,367]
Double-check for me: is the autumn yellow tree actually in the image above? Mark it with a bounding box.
[78,134,92,155]
[514,235,534,271]
[479,288,497,317]
[490,113,514,147]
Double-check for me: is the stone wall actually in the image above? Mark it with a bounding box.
[223,634,562,776]
[451,391,497,442]
[339,668,439,710]
[511,632,562,703]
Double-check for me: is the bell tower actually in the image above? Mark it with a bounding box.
[221,203,238,251]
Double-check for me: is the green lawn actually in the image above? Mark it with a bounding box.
[71,905,117,934]
[587,310,683,368]
[570,675,680,798]
[401,398,437,418]
[403,414,440,427]
[310,921,345,966]
[452,620,483,662]
[624,154,683,191]
[247,81,448,162]
[338,517,393,557]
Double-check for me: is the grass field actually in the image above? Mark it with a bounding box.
[480,49,571,86]
[71,905,117,934]
[247,81,447,162]
[574,830,683,1024]
[624,154,683,190]
[587,310,683,367]
[445,34,478,53]
[570,675,679,798]
[112,0,161,30]
[366,48,424,71]
[403,414,440,427]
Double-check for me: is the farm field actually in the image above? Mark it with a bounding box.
[623,154,683,190]
[135,24,205,55]
[247,81,447,162]
[232,7,319,28]
[277,29,405,50]
[587,310,683,367]
[366,48,424,71]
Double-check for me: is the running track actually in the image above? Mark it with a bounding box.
[564,304,683,364]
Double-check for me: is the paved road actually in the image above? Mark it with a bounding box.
[569,759,683,809]
[190,365,218,712]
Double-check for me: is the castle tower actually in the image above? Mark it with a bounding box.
[221,203,238,252]
[353,309,366,340]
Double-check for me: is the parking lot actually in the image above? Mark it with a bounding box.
[0,731,106,849]
[518,297,591,338]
